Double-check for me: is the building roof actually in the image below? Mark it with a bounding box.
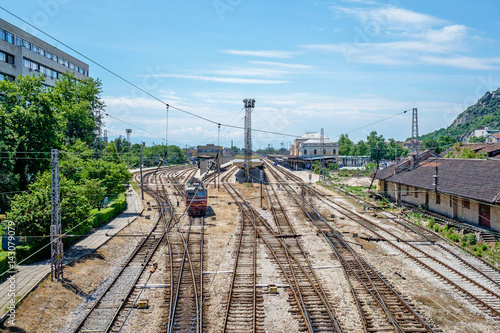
[303,138,335,144]
[297,132,321,140]
[376,158,500,204]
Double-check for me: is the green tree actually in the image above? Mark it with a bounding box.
[366,131,385,160]
[8,171,91,237]
[338,134,354,155]
[421,137,439,153]
[437,135,457,151]
[51,73,104,146]
[0,75,63,191]
[354,140,369,156]
[469,136,485,143]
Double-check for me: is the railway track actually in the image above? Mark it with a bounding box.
[222,167,344,332]
[265,161,436,333]
[310,187,500,320]
[73,171,170,333]
[221,167,263,332]
[160,166,204,333]
[271,161,500,322]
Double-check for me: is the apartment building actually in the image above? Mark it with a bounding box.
[0,18,89,86]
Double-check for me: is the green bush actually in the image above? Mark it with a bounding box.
[463,233,477,246]
[0,193,128,276]
[0,251,9,277]
[15,241,50,264]
[448,233,459,242]
[428,220,435,229]
[481,244,488,251]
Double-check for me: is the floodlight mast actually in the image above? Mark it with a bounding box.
[243,98,255,182]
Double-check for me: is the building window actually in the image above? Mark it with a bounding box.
[304,149,307,155]
[6,32,14,44]
[463,199,470,209]
[15,37,22,46]
[314,149,317,155]
[38,47,45,56]
[333,149,336,155]
[0,73,14,82]
[23,59,30,68]
[436,193,440,205]
[414,187,418,198]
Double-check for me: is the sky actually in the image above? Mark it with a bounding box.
[2,0,500,150]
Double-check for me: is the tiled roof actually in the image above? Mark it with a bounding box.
[378,158,500,204]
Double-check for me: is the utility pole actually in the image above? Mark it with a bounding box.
[243,98,255,182]
[140,142,144,200]
[93,109,102,159]
[51,149,63,281]
[411,108,419,169]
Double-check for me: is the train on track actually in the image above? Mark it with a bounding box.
[185,178,207,216]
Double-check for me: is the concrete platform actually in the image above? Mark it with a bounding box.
[0,187,143,323]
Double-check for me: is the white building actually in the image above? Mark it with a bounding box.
[472,127,499,140]
[290,132,338,158]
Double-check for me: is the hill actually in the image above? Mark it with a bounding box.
[421,88,500,141]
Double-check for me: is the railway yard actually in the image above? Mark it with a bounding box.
[4,161,500,332]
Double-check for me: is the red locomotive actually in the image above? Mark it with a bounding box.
[185,178,207,216]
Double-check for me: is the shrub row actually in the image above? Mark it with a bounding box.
[0,193,128,276]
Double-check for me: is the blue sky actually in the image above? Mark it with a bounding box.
[2,0,500,149]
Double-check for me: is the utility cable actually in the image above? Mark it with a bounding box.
[0,4,300,138]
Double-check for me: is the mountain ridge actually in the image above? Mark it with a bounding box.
[421,88,500,141]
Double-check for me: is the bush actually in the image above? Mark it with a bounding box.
[448,233,459,242]
[428,220,435,229]
[0,251,9,277]
[0,193,128,276]
[463,233,477,246]
[481,244,488,251]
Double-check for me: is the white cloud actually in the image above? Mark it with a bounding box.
[249,61,314,69]
[221,49,294,58]
[340,0,378,4]
[212,68,291,78]
[421,56,500,70]
[332,5,446,34]
[145,74,288,84]
[426,25,467,43]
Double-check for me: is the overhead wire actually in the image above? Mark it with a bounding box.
[0,4,301,139]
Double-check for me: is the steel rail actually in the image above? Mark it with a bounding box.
[222,177,344,332]
[73,171,168,333]
[266,161,434,332]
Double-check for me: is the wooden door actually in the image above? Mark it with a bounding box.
[479,204,490,228]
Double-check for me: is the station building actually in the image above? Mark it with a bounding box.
[285,132,339,170]
[197,144,223,158]
[0,18,89,86]
[375,155,500,232]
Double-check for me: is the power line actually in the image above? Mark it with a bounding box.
[0,6,299,139]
